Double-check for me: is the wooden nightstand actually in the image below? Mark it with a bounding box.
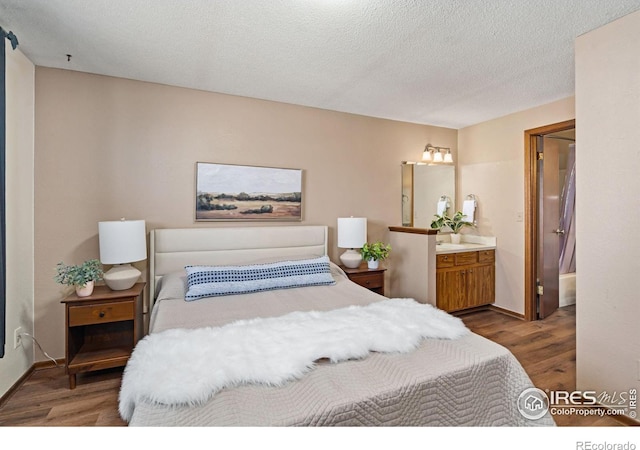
[61,282,145,389]
[341,264,386,296]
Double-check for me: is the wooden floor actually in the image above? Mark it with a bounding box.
[0,304,626,426]
[460,305,623,426]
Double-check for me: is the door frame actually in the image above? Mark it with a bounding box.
[524,119,575,321]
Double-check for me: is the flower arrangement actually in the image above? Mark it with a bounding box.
[360,241,391,262]
[54,259,103,287]
[430,211,474,234]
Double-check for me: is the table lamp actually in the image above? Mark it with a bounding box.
[337,217,367,268]
[98,219,147,290]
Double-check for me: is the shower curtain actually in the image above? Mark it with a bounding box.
[559,143,576,274]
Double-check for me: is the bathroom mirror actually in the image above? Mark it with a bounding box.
[401,163,455,228]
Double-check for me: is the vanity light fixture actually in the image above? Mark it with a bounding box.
[422,144,453,164]
[422,145,432,161]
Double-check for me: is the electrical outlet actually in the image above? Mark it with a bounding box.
[14,327,22,349]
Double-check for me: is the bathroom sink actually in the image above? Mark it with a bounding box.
[436,243,468,250]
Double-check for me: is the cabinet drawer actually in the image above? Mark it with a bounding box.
[436,254,455,268]
[69,301,134,326]
[478,249,495,263]
[350,273,383,290]
[455,251,478,266]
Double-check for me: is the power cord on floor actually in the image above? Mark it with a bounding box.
[18,332,61,369]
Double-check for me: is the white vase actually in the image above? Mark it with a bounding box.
[450,233,462,244]
[367,259,379,269]
[75,280,94,297]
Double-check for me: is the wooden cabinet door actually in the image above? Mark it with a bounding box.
[437,268,466,312]
[468,264,495,307]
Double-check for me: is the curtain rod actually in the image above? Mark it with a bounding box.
[547,135,575,142]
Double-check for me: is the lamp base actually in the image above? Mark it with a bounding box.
[340,249,362,269]
[104,264,141,291]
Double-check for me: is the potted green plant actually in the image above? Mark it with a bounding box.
[360,241,391,269]
[54,259,103,297]
[430,211,474,244]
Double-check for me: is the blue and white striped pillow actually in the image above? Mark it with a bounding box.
[184,255,336,301]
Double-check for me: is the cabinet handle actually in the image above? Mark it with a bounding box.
[99,311,105,318]
[444,256,448,260]
[365,281,370,285]
[468,270,473,274]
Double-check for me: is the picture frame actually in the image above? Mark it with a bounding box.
[195,162,303,221]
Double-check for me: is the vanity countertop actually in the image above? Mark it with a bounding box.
[435,242,496,254]
[435,235,497,254]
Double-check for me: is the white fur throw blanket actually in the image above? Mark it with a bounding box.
[119,298,469,421]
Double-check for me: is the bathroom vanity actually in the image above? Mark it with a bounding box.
[388,227,496,313]
[394,161,495,313]
[435,245,495,312]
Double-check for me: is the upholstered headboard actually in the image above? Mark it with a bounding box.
[149,225,328,310]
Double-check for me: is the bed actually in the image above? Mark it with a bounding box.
[120,225,554,426]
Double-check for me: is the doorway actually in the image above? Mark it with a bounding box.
[524,119,575,321]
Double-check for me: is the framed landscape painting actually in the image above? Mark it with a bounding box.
[195,162,302,221]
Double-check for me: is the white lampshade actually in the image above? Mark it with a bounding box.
[337,217,367,269]
[98,219,147,290]
[338,217,367,248]
[443,149,453,163]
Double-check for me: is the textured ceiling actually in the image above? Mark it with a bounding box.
[1,0,640,129]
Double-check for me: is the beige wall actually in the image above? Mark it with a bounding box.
[34,68,457,360]
[575,11,640,408]
[457,97,575,314]
[388,231,436,305]
[0,44,35,396]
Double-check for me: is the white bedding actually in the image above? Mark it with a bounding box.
[123,262,555,426]
[119,298,469,421]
